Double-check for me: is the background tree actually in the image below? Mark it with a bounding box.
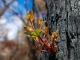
[0,0,37,60]
[39,0,80,60]
[0,0,14,16]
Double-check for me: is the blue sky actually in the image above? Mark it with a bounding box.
[2,0,33,19]
[17,0,33,10]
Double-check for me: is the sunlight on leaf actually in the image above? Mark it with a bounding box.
[49,42,52,45]
[26,10,34,21]
[55,29,59,34]
[38,18,46,29]
[30,29,42,38]
[27,25,34,32]
[42,27,48,33]
[38,18,44,25]
[54,45,57,48]
[51,31,58,39]
[33,37,39,41]
[45,34,49,39]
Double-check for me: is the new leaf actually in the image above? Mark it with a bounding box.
[30,29,42,38]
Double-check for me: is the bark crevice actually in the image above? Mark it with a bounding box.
[39,0,80,60]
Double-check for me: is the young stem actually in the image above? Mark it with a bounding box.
[30,21,35,30]
[51,37,57,52]
[38,36,51,49]
[51,38,54,49]
[41,50,48,52]
[36,39,42,45]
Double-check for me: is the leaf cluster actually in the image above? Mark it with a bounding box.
[24,10,59,53]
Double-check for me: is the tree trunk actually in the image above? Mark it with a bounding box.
[39,0,80,60]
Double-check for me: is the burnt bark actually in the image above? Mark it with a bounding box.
[39,0,80,60]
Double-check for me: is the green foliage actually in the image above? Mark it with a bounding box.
[24,31,31,37]
[30,29,42,38]
[24,10,59,53]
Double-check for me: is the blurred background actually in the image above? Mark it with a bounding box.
[0,0,46,60]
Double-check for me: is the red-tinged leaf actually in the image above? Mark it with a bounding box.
[45,34,49,39]
[53,49,56,52]
[38,18,44,25]
[54,45,57,48]
[51,32,58,39]
[42,27,48,33]
[55,29,59,34]
[26,10,34,21]
[27,25,34,32]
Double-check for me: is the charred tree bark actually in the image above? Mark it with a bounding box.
[39,0,80,60]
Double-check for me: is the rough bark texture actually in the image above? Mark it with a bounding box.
[39,0,80,60]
